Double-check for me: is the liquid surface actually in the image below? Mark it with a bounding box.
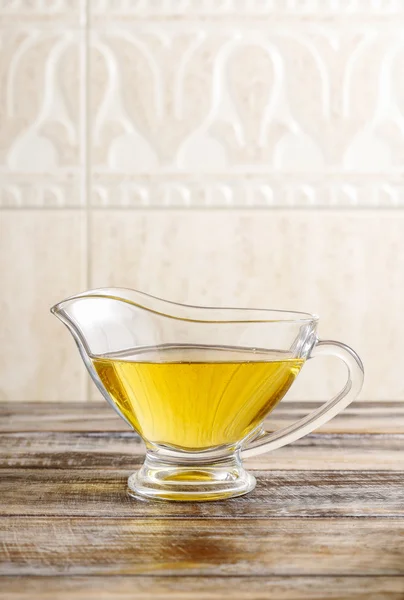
[92,346,304,451]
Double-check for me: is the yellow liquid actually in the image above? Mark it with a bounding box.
[92,346,304,451]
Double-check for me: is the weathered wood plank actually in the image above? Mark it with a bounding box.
[1,575,404,600]
[0,432,141,469]
[1,518,404,576]
[1,469,403,518]
[0,403,128,433]
[1,431,402,471]
[1,402,403,595]
[1,402,404,433]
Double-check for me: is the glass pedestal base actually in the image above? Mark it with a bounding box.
[127,451,256,502]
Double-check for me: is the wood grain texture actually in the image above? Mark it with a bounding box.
[1,576,404,600]
[2,518,404,576]
[1,430,402,471]
[1,402,404,599]
[1,469,403,518]
[1,401,404,433]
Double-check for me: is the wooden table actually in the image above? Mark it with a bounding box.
[0,401,403,599]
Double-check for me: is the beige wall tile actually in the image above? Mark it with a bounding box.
[0,210,87,401]
[0,9,85,207]
[0,1,83,23]
[90,2,404,18]
[1,0,403,410]
[90,209,404,402]
[90,5,404,208]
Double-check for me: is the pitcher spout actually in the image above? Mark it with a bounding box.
[51,288,167,356]
[50,288,172,425]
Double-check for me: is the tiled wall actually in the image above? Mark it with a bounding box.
[1,0,404,402]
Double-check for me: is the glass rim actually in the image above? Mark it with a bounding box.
[51,287,319,325]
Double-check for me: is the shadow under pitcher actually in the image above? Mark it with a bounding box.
[51,288,364,502]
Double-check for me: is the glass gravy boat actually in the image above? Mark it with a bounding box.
[52,288,364,502]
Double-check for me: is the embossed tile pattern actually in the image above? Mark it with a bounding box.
[0,1,83,21]
[90,5,404,207]
[0,5,85,207]
[90,1,404,17]
[1,1,404,402]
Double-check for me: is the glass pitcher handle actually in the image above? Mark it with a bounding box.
[241,339,364,459]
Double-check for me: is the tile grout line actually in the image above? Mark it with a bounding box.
[84,0,91,292]
[83,0,92,403]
